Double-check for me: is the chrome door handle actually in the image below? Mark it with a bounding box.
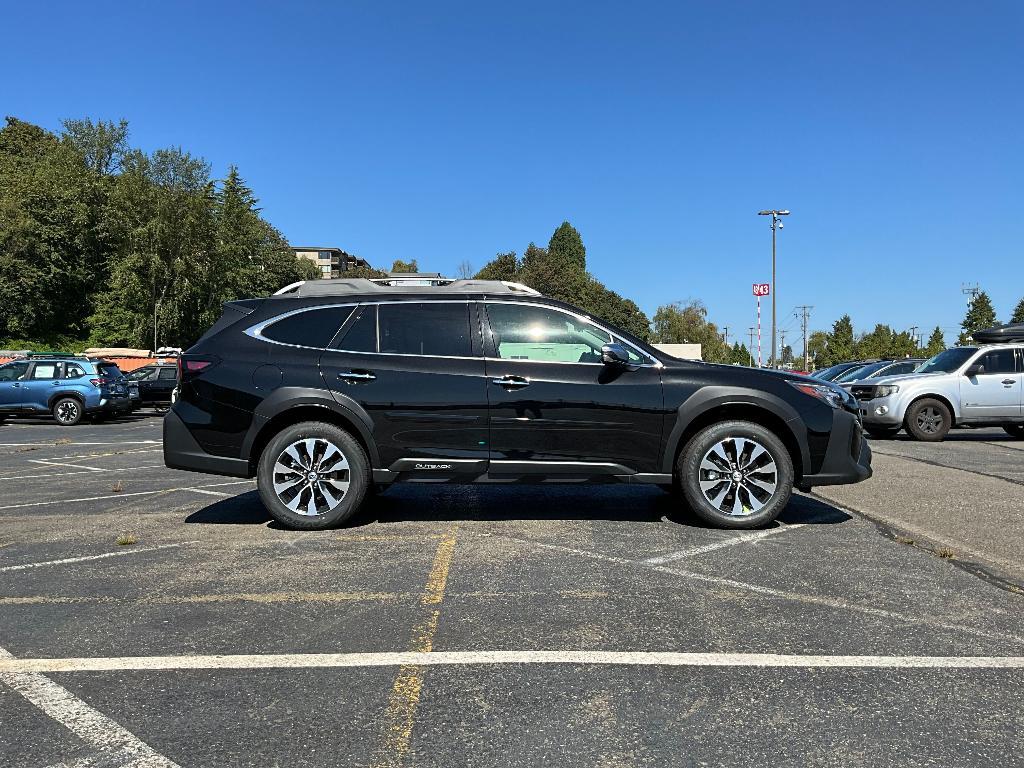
[1003,379,1017,386]
[492,376,530,389]
[338,371,376,381]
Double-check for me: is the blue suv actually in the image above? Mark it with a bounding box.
[0,357,133,426]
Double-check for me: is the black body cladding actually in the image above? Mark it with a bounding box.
[164,285,871,495]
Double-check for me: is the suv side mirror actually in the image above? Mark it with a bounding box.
[601,343,630,367]
[965,364,985,377]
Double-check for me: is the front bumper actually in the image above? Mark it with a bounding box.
[799,409,872,489]
[858,393,904,426]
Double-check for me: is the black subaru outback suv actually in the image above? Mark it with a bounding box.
[164,278,871,529]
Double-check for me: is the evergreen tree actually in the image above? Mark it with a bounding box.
[1011,297,1024,324]
[547,221,586,271]
[959,290,998,343]
[474,251,519,281]
[924,327,945,357]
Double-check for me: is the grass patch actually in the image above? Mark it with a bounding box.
[110,480,124,493]
[116,533,137,546]
[54,437,72,446]
[895,535,915,545]
[937,547,956,559]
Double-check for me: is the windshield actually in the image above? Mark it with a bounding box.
[917,347,977,374]
[813,364,855,381]
[835,363,883,383]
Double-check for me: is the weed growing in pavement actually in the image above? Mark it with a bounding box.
[895,535,915,545]
[938,547,956,559]
[116,533,137,546]
[54,438,72,446]
[110,480,124,493]
[15,446,39,452]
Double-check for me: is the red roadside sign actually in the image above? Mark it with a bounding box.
[752,283,770,297]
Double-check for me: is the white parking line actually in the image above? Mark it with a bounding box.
[181,488,232,497]
[502,536,1024,647]
[644,523,808,564]
[0,480,253,511]
[0,647,180,768]
[28,459,108,472]
[0,543,192,573]
[0,441,161,448]
[0,649,1022,674]
[3,464,167,481]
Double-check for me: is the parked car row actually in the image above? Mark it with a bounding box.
[0,355,176,426]
[812,324,1024,442]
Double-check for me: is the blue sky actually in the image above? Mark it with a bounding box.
[3,1,1022,349]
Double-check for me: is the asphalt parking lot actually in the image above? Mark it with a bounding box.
[1,415,1022,767]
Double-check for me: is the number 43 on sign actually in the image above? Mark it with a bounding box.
[752,283,770,297]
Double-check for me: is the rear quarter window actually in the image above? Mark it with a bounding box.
[261,306,354,348]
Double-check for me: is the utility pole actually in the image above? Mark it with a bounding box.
[758,210,791,367]
[779,330,788,367]
[908,325,919,353]
[721,326,730,346]
[962,283,980,302]
[747,327,755,367]
[795,305,813,371]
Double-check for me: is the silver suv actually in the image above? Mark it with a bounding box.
[853,344,1024,441]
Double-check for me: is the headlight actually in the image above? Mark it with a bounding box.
[875,385,899,398]
[787,381,844,408]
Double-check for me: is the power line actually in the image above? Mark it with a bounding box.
[795,306,813,370]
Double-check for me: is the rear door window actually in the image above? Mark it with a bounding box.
[0,362,29,381]
[261,306,354,348]
[65,363,87,378]
[30,363,61,380]
[378,303,473,357]
[158,367,177,380]
[332,305,378,352]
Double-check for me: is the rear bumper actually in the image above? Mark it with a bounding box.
[163,408,251,478]
[86,396,132,415]
[799,409,872,488]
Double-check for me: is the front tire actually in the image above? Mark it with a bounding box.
[677,420,794,529]
[256,421,369,530]
[52,397,83,426]
[905,398,951,442]
[1004,425,1024,439]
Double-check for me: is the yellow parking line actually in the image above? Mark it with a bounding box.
[372,526,458,768]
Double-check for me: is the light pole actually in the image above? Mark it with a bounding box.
[758,209,790,368]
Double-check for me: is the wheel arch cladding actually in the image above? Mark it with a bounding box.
[49,391,85,410]
[245,391,378,475]
[664,389,808,480]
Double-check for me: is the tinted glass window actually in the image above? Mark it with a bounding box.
[485,303,646,364]
[30,363,60,380]
[129,367,157,381]
[158,367,177,380]
[65,364,87,378]
[918,347,976,374]
[884,361,918,376]
[262,306,353,348]
[99,363,123,379]
[378,303,472,357]
[333,306,378,352]
[0,362,29,381]
[975,349,1017,374]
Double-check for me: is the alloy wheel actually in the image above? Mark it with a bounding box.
[55,400,79,424]
[272,438,351,517]
[697,436,778,517]
[916,406,943,434]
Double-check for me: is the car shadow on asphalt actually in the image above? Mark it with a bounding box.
[183,487,851,531]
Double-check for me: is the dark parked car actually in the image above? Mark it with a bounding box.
[164,279,872,530]
[0,356,132,425]
[127,363,178,409]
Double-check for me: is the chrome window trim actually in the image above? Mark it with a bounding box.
[244,303,357,351]
[248,297,662,368]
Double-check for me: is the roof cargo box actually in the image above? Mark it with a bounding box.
[972,323,1024,344]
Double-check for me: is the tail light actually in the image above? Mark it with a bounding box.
[90,377,109,387]
[177,355,219,383]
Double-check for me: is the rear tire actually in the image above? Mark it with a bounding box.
[52,397,84,426]
[865,425,901,439]
[905,398,951,442]
[256,421,369,530]
[1004,425,1024,439]
[677,420,794,529]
